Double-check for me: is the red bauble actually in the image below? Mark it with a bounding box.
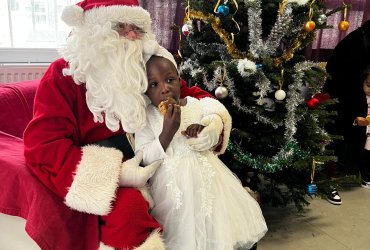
[307,97,320,109]
[313,93,330,103]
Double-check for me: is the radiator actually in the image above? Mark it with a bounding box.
[0,65,48,83]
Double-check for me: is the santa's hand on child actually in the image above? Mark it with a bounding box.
[119,150,162,187]
[186,114,223,151]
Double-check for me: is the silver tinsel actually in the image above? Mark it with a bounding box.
[179,59,205,78]
[284,61,316,142]
[200,65,280,128]
[187,37,230,61]
[264,4,294,57]
[247,0,264,58]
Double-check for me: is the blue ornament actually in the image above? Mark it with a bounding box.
[256,64,263,70]
[307,183,317,195]
[217,4,230,16]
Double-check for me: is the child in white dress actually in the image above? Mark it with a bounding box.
[135,53,267,250]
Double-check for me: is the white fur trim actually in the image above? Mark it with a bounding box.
[137,185,154,209]
[65,145,123,215]
[99,242,115,250]
[134,229,165,250]
[199,97,232,154]
[61,5,84,26]
[79,6,151,33]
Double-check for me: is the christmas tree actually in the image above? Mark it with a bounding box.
[177,0,349,210]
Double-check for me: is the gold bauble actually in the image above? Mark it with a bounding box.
[304,21,316,32]
[338,20,350,31]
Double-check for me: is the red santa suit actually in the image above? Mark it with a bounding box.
[23,1,215,249]
[24,57,212,249]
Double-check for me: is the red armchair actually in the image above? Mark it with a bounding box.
[0,80,99,250]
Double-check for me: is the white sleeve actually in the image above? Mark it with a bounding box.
[135,121,167,166]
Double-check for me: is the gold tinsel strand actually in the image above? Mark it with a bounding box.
[188,10,247,59]
[273,30,308,67]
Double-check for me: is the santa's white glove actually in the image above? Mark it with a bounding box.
[187,114,223,151]
[119,151,162,187]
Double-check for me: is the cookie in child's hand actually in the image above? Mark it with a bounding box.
[158,98,176,115]
[366,116,370,124]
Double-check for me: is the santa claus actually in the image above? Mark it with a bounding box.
[23,0,224,249]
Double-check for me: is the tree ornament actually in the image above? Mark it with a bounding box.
[182,20,193,36]
[338,20,349,31]
[317,14,327,25]
[304,0,316,32]
[307,159,322,196]
[338,1,349,31]
[217,4,230,16]
[275,89,286,101]
[307,183,317,195]
[307,97,320,109]
[304,20,316,32]
[313,93,330,102]
[275,69,286,101]
[215,86,228,99]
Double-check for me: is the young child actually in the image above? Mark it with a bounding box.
[354,66,370,188]
[135,54,268,249]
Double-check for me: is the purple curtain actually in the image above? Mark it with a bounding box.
[141,0,369,61]
[307,0,370,61]
[141,0,185,54]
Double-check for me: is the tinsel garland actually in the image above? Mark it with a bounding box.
[179,60,281,128]
[228,140,311,172]
[247,0,264,58]
[284,61,316,141]
[211,65,281,128]
[248,0,293,58]
[273,30,309,67]
[264,4,294,57]
[186,38,230,61]
[188,10,247,59]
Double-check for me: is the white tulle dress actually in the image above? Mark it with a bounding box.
[135,97,267,250]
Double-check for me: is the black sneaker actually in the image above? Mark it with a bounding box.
[327,189,342,205]
[361,180,370,189]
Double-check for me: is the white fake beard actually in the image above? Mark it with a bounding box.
[61,26,149,133]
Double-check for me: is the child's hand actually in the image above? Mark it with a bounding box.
[163,103,181,133]
[159,103,181,150]
[182,124,205,138]
[355,117,369,126]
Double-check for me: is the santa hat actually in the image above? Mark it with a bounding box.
[61,0,151,32]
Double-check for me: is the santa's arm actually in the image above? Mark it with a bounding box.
[179,79,213,99]
[180,80,231,154]
[24,60,122,216]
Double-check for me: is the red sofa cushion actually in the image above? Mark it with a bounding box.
[0,80,39,138]
[0,131,100,250]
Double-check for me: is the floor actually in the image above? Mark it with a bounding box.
[258,184,370,250]
[1,184,370,250]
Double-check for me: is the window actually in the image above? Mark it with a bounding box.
[0,0,79,63]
